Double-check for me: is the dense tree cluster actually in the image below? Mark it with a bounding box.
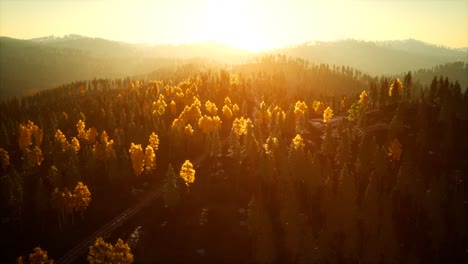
[1,55,467,263]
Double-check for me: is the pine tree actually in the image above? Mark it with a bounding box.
[163,164,180,208]
[247,196,276,264]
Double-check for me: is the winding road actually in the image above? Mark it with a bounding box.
[56,150,210,264]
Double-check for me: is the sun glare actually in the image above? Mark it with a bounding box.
[202,0,270,51]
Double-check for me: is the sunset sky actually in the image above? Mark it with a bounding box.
[1,0,467,51]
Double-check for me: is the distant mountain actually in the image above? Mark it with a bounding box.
[1,35,467,98]
[276,39,467,75]
[0,35,251,97]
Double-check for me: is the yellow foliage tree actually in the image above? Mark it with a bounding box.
[28,246,54,264]
[88,237,133,264]
[222,105,233,120]
[77,119,87,141]
[389,78,403,97]
[312,101,325,115]
[170,100,177,115]
[73,182,91,217]
[205,100,218,115]
[198,115,222,134]
[93,131,114,161]
[185,124,194,136]
[30,146,44,167]
[55,129,68,152]
[86,127,98,144]
[144,145,156,172]
[113,239,134,264]
[0,148,9,170]
[153,94,167,116]
[148,132,159,151]
[263,136,279,158]
[293,101,308,117]
[18,120,42,150]
[323,106,334,123]
[291,134,305,152]
[180,160,195,186]
[232,117,252,137]
[129,143,144,176]
[70,137,80,153]
[359,90,369,111]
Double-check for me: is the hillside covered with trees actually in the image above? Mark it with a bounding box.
[1,56,467,263]
[1,36,466,98]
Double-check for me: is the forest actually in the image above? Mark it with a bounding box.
[1,55,467,263]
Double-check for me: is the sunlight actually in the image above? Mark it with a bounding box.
[202,0,270,51]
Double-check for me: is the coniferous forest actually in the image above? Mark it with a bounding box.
[1,55,468,263]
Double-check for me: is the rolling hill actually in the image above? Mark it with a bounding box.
[0,35,466,98]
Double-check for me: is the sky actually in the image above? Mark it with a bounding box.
[1,0,467,51]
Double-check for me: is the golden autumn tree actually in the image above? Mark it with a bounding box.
[294,100,307,132]
[222,104,233,120]
[77,119,87,141]
[30,146,44,167]
[93,131,114,161]
[27,246,54,264]
[55,129,69,152]
[88,237,133,264]
[148,132,159,151]
[169,100,177,115]
[113,239,134,264]
[129,143,144,176]
[144,146,156,172]
[18,121,44,169]
[291,134,305,152]
[86,127,98,144]
[0,148,10,171]
[198,115,222,134]
[70,137,80,153]
[205,100,218,115]
[153,94,167,116]
[389,78,403,97]
[359,90,369,111]
[180,160,195,186]
[73,182,91,218]
[294,101,308,117]
[232,117,251,137]
[323,106,334,123]
[312,100,325,115]
[18,120,42,151]
[185,124,194,136]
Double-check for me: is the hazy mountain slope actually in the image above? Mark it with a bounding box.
[0,35,252,97]
[0,37,179,97]
[276,39,467,75]
[1,35,467,98]
[410,61,468,89]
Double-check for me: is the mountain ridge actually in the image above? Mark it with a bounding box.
[1,35,467,97]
